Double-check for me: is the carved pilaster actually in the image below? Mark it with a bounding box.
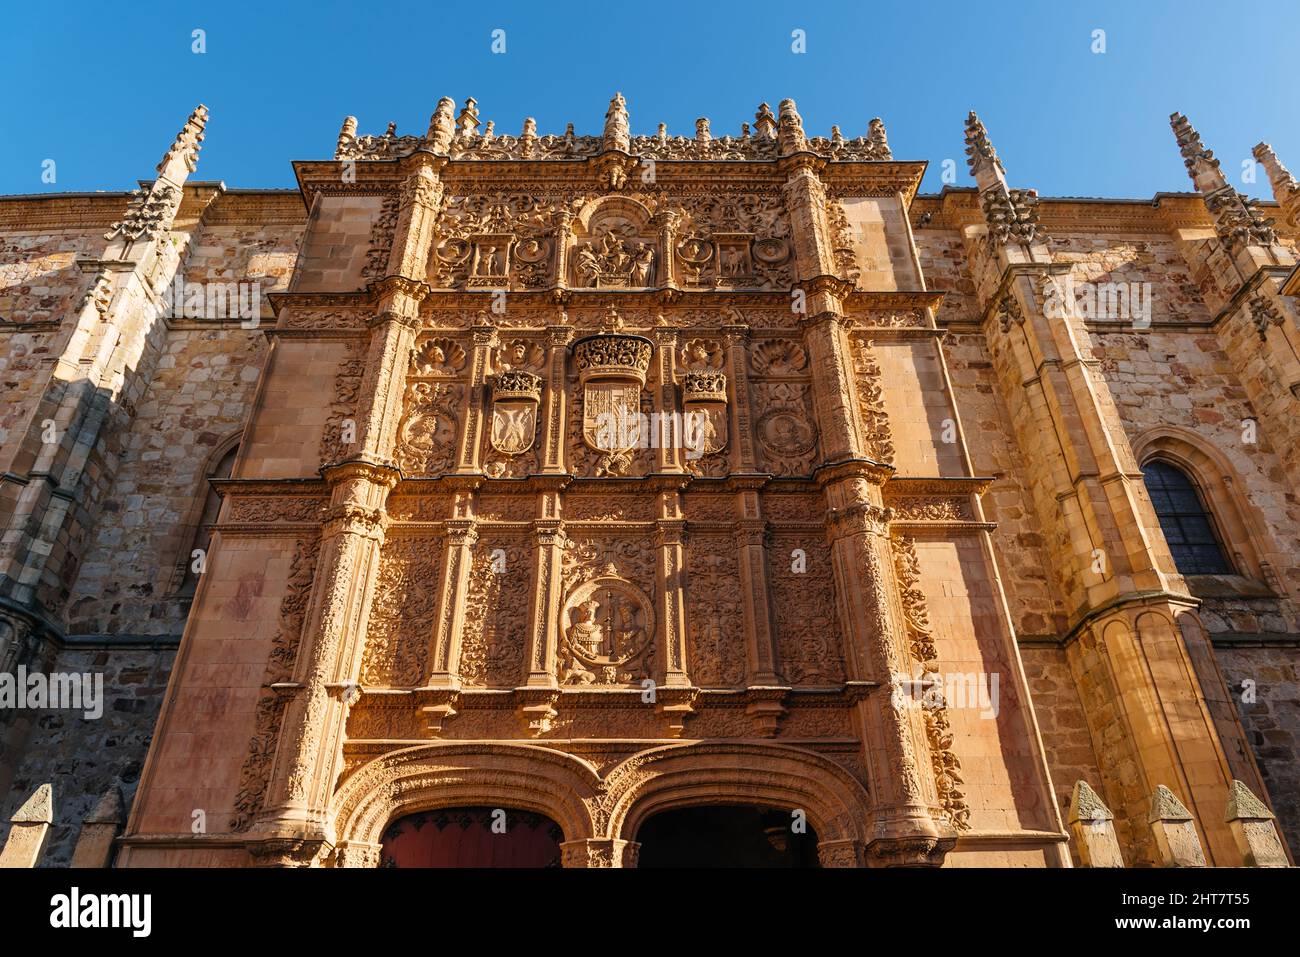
[656,507,690,689]
[429,512,479,687]
[780,151,836,282]
[653,327,684,472]
[525,520,565,688]
[821,482,948,865]
[736,511,780,687]
[253,461,398,847]
[542,325,572,472]
[801,311,865,464]
[722,325,759,470]
[456,322,496,471]
[385,156,445,280]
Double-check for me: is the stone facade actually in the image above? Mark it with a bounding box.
[1,97,1298,867]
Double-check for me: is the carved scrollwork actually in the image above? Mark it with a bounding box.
[360,536,442,687]
[459,539,531,688]
[891,535,970,832]
[685,538,746,688]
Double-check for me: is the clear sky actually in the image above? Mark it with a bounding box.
[2,0,1296,200]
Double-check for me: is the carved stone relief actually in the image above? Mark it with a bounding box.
[685,536,746,688]
[459,537,532,688]
[767,533,843,685]
[361,535,442,687]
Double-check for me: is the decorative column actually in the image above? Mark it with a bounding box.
[249,148,444,863]
[964,112,1260,866]
[653,327,684,472]
[778,122,949,863]
[427,507,478,692]
[251,459,396,860]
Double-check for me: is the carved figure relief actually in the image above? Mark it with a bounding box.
[429,193,569,288]
[411,336,467,376]
[570,199,659,289]
[673,195,794,289]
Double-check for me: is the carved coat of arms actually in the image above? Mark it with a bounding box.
[489,370,542,455]
[571,331,653,476]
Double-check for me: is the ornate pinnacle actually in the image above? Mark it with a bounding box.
[695,117,711,144]
[106,104,206,250]
[1171,114,1278,248]
[603,92,630,152]
[963,111,1003,180]
[426,97,455,153]
[1253,142,1300,226]
[456,97,481,138]
[777,99,806,155]
[1170,112,1226,193]
[964,112,1041,250]
[335,116,357,159]
[867,117,891,160]
[754,102,777,141]
[156,104,208,180]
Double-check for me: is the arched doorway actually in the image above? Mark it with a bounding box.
[380,807,564,867]
[635,805,821,868]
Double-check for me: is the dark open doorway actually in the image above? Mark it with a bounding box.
[380,807,563,867]
[635,805,820,867]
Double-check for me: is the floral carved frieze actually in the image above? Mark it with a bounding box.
[685,536,746,688]
[225,496,328,525]
[460,537,532,688]
[767,533,844,685]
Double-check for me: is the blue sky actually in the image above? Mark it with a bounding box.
[2,0,1296,200]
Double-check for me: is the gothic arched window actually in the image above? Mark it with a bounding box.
[1141,459,1232,575]
[179,442,240,596]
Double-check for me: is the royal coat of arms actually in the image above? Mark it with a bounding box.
[571,331,653,475]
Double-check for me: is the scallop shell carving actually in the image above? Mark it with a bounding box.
[411,337,467,376]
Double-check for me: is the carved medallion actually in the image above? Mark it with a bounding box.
[395,382,460,476]
[559,573,656,685]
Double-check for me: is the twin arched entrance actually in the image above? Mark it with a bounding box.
[379,804,821,868]
[333,741,866,868]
